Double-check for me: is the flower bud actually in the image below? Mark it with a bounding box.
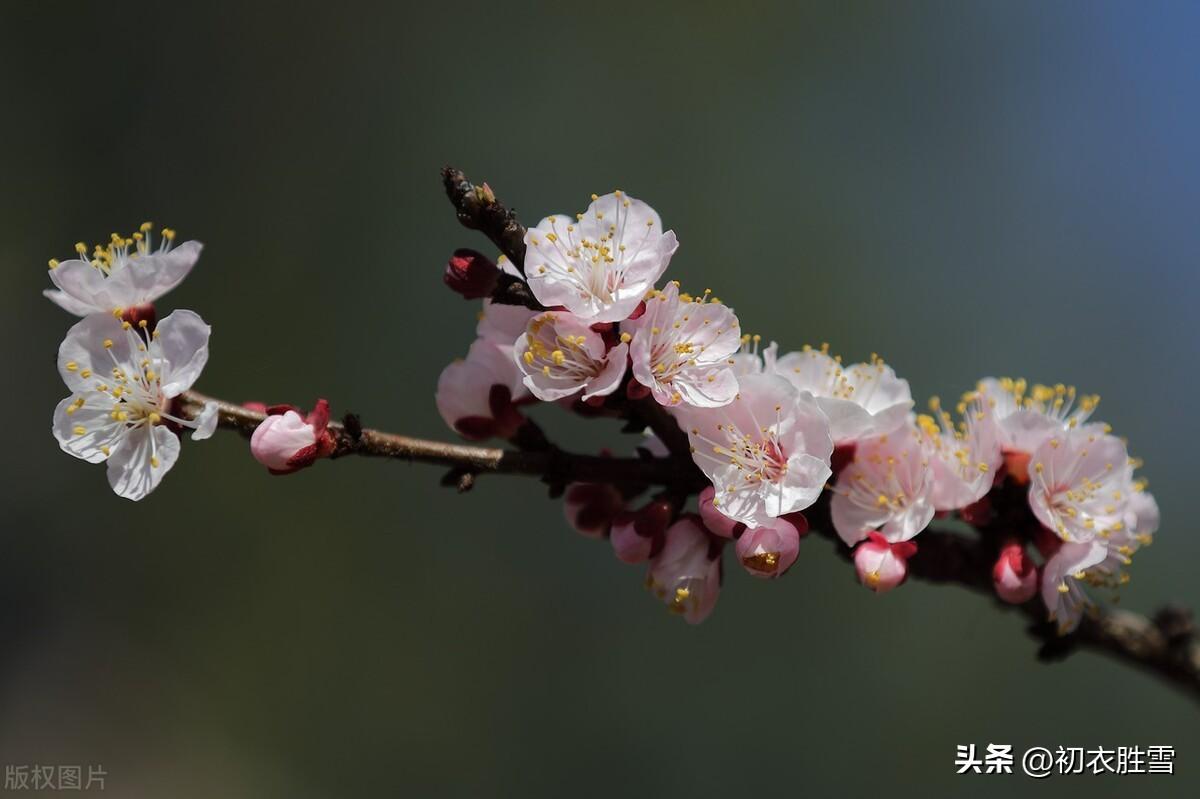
[647,516,722,624]
[853,532,916,593]
[611,499,673,563]
[443,248,500,300]
[735,518,801,578]
[698,485,744,538]
[563,483,624,539]
[992,539,1038,604]
[250,399,336,475]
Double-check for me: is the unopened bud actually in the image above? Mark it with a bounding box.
[992,539,1038,604]
[853,532,917,593]
[735,517,802,578]
[250,398,336,475]
[443,248,499,300]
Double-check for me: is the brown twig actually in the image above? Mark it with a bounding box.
[175,391,705,491]
[442,166,545,310]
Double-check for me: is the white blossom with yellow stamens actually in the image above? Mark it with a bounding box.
[917,391,1002,512]
[675,373,832,528]
[523,191,678,323]
[52,310,217,500]
[625,281,741,408]
[44,224,202,316]
[1027,427,1132,544]
[514,311,629,402]
[974,377,1101,455]
[830,423,935,547]
[773,344,912,445]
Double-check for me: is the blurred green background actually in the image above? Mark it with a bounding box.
[2,1,1198,796]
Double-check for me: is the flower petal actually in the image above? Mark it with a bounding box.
[105,241,202,307]
[155,309,211,397]
[52,395,124,463]
[58,313,132,395]
[105,424,181,501]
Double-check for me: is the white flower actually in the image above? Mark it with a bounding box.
[52,310,218,501]
[1027,427,1132,544]
[624,282,741,408]
[773,345,912,444]
[514,311,628,401]
[676,373,833,528]
[916,393,1002,512]
[523,191,678,323]
[1041,540,1109,634]
[44,225,201,316]
[830,423,935,546]
[975,377,1101,455]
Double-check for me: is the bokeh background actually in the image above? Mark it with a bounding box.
[2,1,1198,796]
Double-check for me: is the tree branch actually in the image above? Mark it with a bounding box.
[176,387,1200,704]
[442,166,545,310]
[175,391,705,491]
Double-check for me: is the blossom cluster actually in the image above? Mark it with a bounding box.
[45,226,340,499]
[45,226,219,500]
[436,192,1159,632]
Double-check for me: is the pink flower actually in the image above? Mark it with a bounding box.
[675,373,833,529]
[853,532,917,593]
[514,311,628,402]
[610,499,673,563]
[1027,427,1130,544]
[916,393,1002,512]
[830,423,935,547]
[524,191,678,323]
[735,516,804,579]
[992,540,1038,604]
[250,399,336,474]
[773,345,912,445]
[563,483,625,539]
[647,516,722,624]
[624,282,741,408]
[436,338,528,440]
[443,248,500,300]
[973,378,1101,465]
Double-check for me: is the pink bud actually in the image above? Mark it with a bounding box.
[647,516,722,624]
[698,485,744,538]
[992,540,1038,604]
[852,532,916,593]
[735,518,802,578]
[443,248,500,300]
[563,483,624,539]
[250,399,336,475]
[611,500,673,563]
